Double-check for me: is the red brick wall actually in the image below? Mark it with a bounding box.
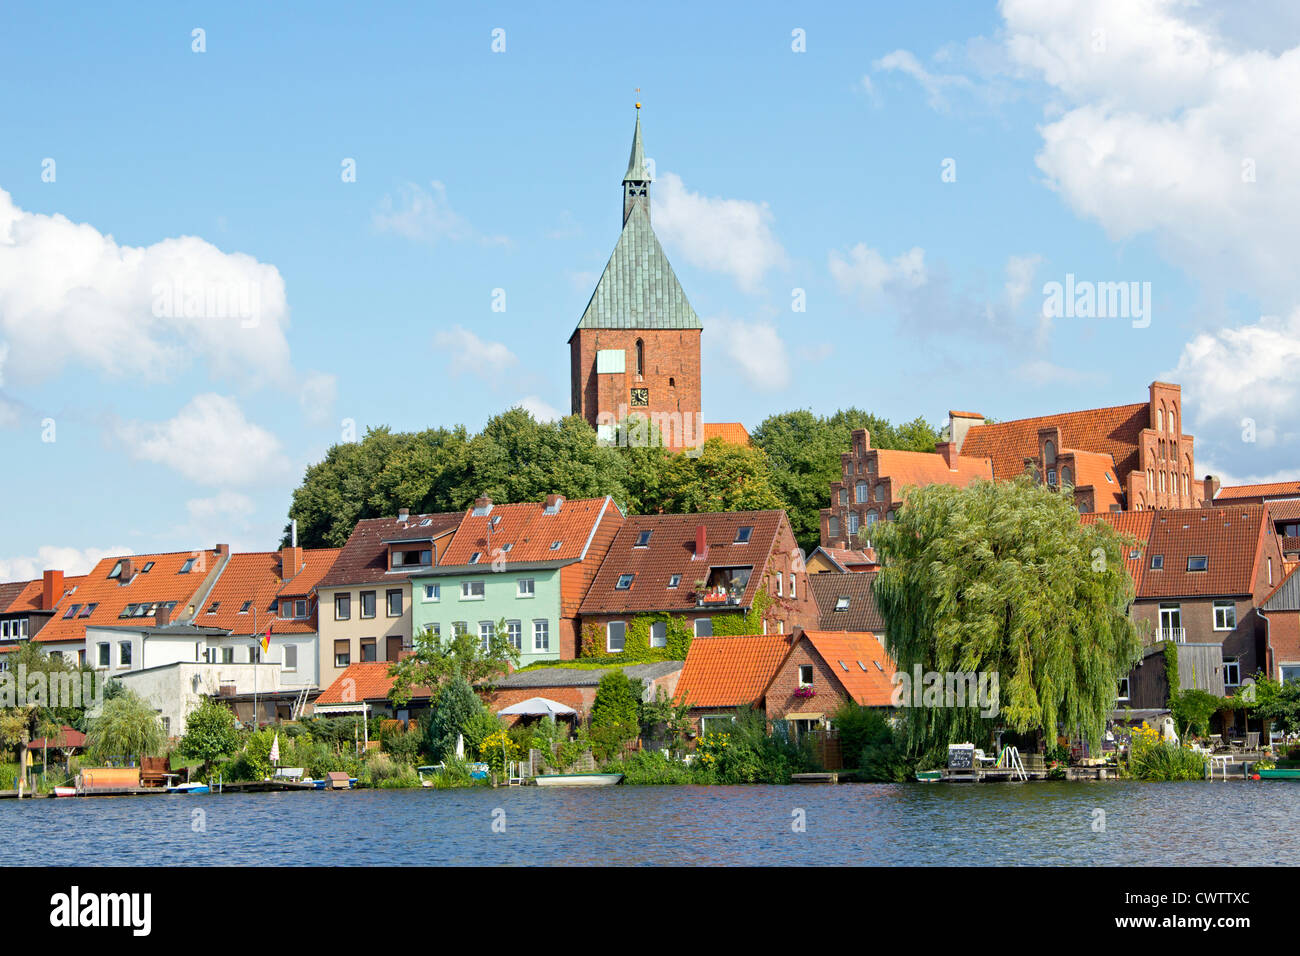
[764,637,852,721]
[570,328,702,451]
[1268,613,1300,678]
[488,685,596,723]
[765,517,819,634]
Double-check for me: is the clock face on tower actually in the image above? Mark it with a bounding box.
[630,388,649,407]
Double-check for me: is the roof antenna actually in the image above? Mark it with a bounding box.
[291,519,298,548]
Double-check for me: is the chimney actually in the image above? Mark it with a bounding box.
[155,603,172,628]
[42,570,64,611]
[544,493,564,514]
[936,441,959,470]
[397,508,409,521]
[281,546,303,580]
[1203,475,1221,503]
[291,519,298,547]
[863,545,878,566]
[694,524,708,561]
[948,410,984,454]
[473,496,493,516]
[118,558,135,582]
[215,544,230,558]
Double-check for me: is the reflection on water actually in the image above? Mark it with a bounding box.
[2,781,1295,866]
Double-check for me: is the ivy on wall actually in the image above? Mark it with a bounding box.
[1164,640,1180,702]
[578,588,777,663]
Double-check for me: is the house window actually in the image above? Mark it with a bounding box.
[278,644,296,672]
[461,581,485,600]
[866,510,878,527]
[506,620,522,650]
[119,642,132,667]
[798,665,814,687]
[828,516,839,538]
[1047,469,1057,486]
[62,604,81,620]
[855,481,868,503]
[775,572,783,597]
[360,591,377,618]
[607,621,626,653]
[874,485,886,502]
[423,583,440,602]
[1061,466,1072,487]
[734,526,753,544]
[360,638,377,662]
[839,489,848,507]
[790,574,796,599]
[478,621,495,650]
[222,646,234,664]
[649,621,667,648]
[694,618,713,637]
[533,619,549,651]
[1117,677,1130,701]
[668,574,681,589]
[1213,601,1236,631]
[848,513,860,535]
[97,643,110,667]
[1149,555,1164,570]
[1223,659,1241,688]
[179,557,196,573]
[1282,665,1300,684]
[386,590,403,616]
[635,530,653,547]
[834,596,850,612]
[293,599,307,619]
[635,338,645,376]
[1186,555,1208,572]
[616,574,635,590]
[334,640,351,668]
[452,621,468,638]
[699,714,734,735]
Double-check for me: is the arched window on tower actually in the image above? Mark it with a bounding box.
[1044,440,1056,465]
[635,339,644,377]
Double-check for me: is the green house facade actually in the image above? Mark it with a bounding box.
[409,564,566,667]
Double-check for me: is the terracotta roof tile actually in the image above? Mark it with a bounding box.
[809,572,884,631]
[674,633,793,708]
[703,422,751,446]
[315,661,433,705]
[580,510,788,615]
[795,631,896,707]
[960,402,1148,485]
[439,496,619,567]
[1080,510,1154,588]
[871,448,992,496]
[194,549,341,635]
[1216,481,1300,501]
[0,580,31,613]
[28,726,86,750]
[1065,449,1126,512]
[316,513,462,590]
[33,552,222,644]
[1139,505,1268,598]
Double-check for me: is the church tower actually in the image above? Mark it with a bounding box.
[569,108,703,452]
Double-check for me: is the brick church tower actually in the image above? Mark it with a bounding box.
[569,109,703,452]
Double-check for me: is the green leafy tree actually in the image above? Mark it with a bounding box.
[84,690,165,765]
[389,627,519,707]
[871,476,1141,753]
[589,671,644,760]
[177,698,242,778]
[652,438,784,514]
[1252,677,1300,736]
[424,678,491,761]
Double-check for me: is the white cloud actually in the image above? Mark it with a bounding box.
[0,187,292,388]
[372,181,509,246]
[186,491,255,523]
[652,172,787,293]
[873,49,974,110]
[298,371,338,426]
[828,244,927,301]
[0,545,131,580]
[705,317,792,391]
[1167,308,1300,448]
[433,325,518,379]
[1004,254,1043,310]
[115,393,287,486]
[516,396,563,423]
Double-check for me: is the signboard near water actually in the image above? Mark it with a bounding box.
[948,743,975,769]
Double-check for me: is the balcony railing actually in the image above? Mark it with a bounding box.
[1156,627,1186,644]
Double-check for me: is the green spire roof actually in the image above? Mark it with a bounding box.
[624,112,648,182]
[573,202,701,332]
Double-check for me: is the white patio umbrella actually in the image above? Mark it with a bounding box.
[455,733,465,759]
[269,733,280,766]
[496,697,578,718]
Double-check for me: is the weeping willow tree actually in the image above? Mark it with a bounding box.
[871,476,1141,755]
[84,690,165,765]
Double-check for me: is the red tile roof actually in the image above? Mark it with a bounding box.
[439,496,620,567]
[794,631,896,707]
[315,661,433,705]
[809,571,885,632]
[703,422,751,446]
[1216,481,1300,501]
[960,402,1148,485]
[812,547,878,571]
[316,512,462,590]
[1139,506,1268,598]
[872,448,992,497]
[1081,510,1155,588]
[193,548,341,635]
[0,581,30,613]
[1067,449,1125,512]
[28,726,86,750]
[674,633,793,708]
[579,510,789,615]
[33,551,222,644]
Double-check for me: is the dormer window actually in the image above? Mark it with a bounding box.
[391,548,432,568]
[734,527,753,544]
[1044,440,1056,465]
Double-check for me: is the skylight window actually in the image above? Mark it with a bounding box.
[206,602,220,614]
[835,596,850,611]
[108,561,124,580]
[1187,555,1208,572]
[1150,555,1164,570]
[78,603,96,618]
[142,561,155,572]
[550,541,561,550]
[616,574,635,590]
[239,601,252,613]
[470,552,482,564]
[668,574,681,589]
[420,518,432,527]
[734,526,753,544]
[62,604,81,620]
[120,604,138,619]
[635,530,652,547]
[1105,472,1114,483]
[179,558,196,574]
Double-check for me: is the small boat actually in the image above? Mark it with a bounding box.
[51,786,78,797]
[1255,767,1300,779]
[915,770,943,783]
[470,762,490,780]
[534,772,623,787]
[166,782,211,794]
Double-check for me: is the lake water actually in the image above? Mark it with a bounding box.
[3,781,1297,866]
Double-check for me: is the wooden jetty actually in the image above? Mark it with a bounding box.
[792,772,839,784]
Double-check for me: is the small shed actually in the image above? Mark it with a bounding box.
[325,771,352,790]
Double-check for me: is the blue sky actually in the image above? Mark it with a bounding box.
[2,0,1298,576]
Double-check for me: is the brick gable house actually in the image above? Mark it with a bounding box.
[579,510,817,656]
[1261,564,1300,684]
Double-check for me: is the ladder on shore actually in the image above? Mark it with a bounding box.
[290,686,310,721]
[997,746,1028,781]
